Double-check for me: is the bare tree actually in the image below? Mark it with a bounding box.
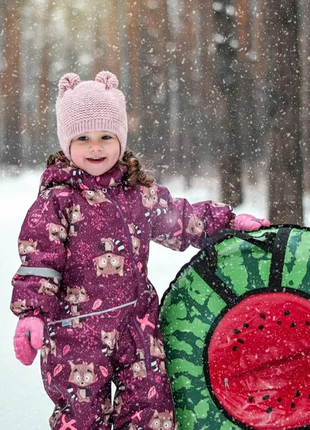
[127,0,142,144]
[299,0,310,191]
[173,0,205,187]
[199,0,216,166]
[93,0,121,76]
[250,0,269,169]
[34,0,54,163]
[212,0,242,206]
[138,0,171,180]
[1,0,23,166]
[265,0,303,224]
[234,0,261,183]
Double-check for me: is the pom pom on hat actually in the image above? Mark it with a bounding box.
[58,73,81,97]
[56,70,127,160]
[95,71,119,89]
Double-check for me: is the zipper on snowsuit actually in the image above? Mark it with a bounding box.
[105,188,153,371]
[47,300,137,327]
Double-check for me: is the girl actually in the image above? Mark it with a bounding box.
[11,71,269,430]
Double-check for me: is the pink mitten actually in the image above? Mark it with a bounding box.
[234,214,270,232]
[14,317,44,366]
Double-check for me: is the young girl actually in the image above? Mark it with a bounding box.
[11,71,269,430]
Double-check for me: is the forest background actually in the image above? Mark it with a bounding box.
[0,0,309,224]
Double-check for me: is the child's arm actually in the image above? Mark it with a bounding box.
[10,190,69,322]
[149,185,269,251]
[11,190,69,365]
[149,185,234,250]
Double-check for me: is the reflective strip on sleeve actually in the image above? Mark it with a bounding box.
[16,266,62,280]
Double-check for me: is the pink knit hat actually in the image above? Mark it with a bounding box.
[56,71,127,159]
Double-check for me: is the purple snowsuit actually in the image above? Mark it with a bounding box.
[11,161,234,430]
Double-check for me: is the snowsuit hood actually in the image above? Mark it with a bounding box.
[39,160,126,194]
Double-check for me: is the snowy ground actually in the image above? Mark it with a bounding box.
[1,168,272,429]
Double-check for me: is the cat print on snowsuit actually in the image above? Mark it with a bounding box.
[10,299,28,314]
[11,161,234,429]
[82,189,111,205]
[64,286,89,328]
[141,184,169,222]
[131,359,147,379]
[41,338,56,364]
[150,336,167,375]
[186,214,204,236]
[18,239,37,265]
[38,279,60,296]
[66,204,84,236]
[128,224,141,255]
[65,286,89,315]
[93,253,125,277]
[101,330,119,356]
[67,361,97,403]
[148,411,174,430]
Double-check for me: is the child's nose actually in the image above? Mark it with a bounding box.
[89,140,102,151]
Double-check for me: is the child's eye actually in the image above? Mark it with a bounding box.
[101,135,112,140]
[77,136,88,141]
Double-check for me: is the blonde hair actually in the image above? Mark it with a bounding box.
[46,149,154,187]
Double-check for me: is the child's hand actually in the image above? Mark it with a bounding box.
[14,317,44,366]
[234,214,270,231]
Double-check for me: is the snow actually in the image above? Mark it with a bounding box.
[1,169,270,428]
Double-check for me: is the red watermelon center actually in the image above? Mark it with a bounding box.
[208,291,310,430]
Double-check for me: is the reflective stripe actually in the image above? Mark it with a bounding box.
[48,299,137,326]
[16,266,62,280]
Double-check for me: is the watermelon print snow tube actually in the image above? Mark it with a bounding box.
[159,226,310,430]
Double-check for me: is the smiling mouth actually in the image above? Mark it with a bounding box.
[87,157,106,163]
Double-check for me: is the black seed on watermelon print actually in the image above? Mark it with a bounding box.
[277,398,282,402]
[291,403,296,408]
[306,321,310,326]
[284,310,290,316]
[233,329,241,334]
[258,325,264,331]
[248,397,254,403]
[262,395,270,400]
[260,313,266,319]
[237,339,244,344]
[277,321,282,325]
[232,346,239,351]
[295,391,301,397]
[266,407,272,413]
[290,322,297,328]
[243,323,249,328]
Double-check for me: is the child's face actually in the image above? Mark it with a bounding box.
[70,131,120,176]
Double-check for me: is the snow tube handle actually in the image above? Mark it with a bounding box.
[201,229,277,273]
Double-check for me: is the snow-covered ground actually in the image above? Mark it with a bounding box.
[1,168,271,429]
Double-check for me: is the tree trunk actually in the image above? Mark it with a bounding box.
[234,0,260,184]
[199,0,216,167]
[299,0,310,192]
[265,0,303,224]
[250,0,268,171]
[127,0,142,143]
[34,0,54,164]
[174,0,204,188]
[213,0,243,206]
[139,0,171,180]
[1,0,23,166]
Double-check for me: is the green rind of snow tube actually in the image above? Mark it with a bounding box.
[160,226,310,430]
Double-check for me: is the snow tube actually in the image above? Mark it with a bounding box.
[159,226,310,430]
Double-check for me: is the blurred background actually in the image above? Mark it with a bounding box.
[0,0,309,223]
